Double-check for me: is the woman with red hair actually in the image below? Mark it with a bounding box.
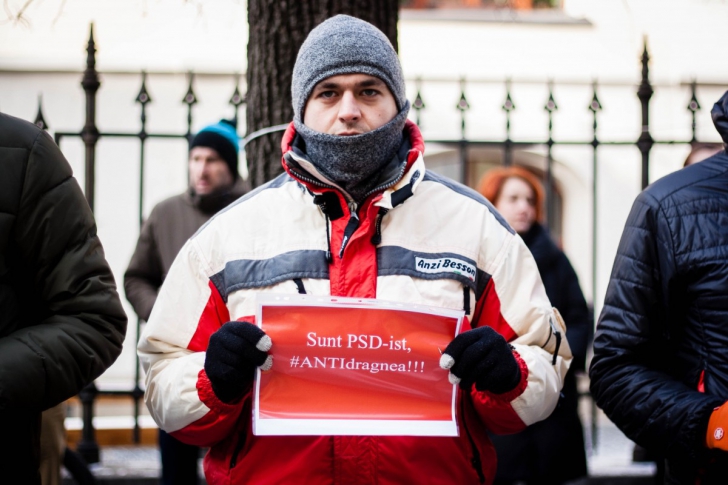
[478,166,591,485]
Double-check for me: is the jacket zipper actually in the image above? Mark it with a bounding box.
[339,203,360,258]
[370,170,421,246]
[370,208,389,246]
[290,157,414,258]
[287,160,356,207]
[289,167,339,192]
[229,431,246,469]
[360,162,408,201]
[460,397,486,484]
[290,165,359,260]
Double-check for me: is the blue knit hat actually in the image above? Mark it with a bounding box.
[190,119,240,178]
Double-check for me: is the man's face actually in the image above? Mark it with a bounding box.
[303,73,398,135]
[188,146,234,196]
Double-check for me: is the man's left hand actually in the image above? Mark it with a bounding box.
[439,326,521,394]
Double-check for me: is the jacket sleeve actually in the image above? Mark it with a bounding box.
[469,232,572,435]
[0,130,127,412]
[589,194,723,461]
[138,237,243,447]
[124,210,164,321]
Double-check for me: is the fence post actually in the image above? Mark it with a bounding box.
[76,22,101,465]
[132,71,153,444]
[544,80,558,231]
[76,383,100,464]
[637,38,654,190]
[456,78,470,184]
[502,79,515,167]
[588,80,602,452]
[81,23,101,210]
[688,80,701,145]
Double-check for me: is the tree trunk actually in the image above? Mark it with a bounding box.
[245,0,399,188]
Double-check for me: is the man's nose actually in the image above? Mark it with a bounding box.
[199,160,212,175]
[338,91,361,123]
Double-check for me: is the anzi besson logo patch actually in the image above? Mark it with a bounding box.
[415,257,476,282]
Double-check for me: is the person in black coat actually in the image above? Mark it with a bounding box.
[479,166,591,485]
[589,92,728,484]
[0,112,127,483]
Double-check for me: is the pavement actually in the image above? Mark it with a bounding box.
[59,375,657,484]
[60,405,658,484]
[585,414,657,484]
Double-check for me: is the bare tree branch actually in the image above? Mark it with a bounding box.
[12,0,36,23]
[1,0,37,27]
[1,0,17,25]
[51,0,67,27]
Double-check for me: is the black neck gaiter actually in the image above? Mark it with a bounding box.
[294,102,410,203]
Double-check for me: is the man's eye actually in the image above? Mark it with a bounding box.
[361,89,378,96]
[319,91,336,98]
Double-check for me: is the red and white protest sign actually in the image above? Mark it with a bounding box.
[252,294,464,436]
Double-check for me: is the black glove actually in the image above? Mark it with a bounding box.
[439,326,521,394]
[204,321,273,403]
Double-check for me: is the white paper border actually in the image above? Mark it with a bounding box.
[254,418,458,437]
[252,294,464,437]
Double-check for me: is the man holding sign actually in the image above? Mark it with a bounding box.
[139,15,571,485]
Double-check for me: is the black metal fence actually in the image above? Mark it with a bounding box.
[28,24,723,463]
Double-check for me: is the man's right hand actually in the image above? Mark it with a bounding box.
[706,401,728,451]
[204,321,273,404]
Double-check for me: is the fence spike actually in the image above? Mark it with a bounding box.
[182,71,198,106]
[86,24,96,72]
[638,36,653,101]
[456,77,470,112]
[589,79,603,113]
[687,80,701,113]
[135,71,152,106]
[413,91,426,112]
[502,79,515,112]
[229,73,245,108]
[637,36,654,190]
[687,79,701,143]
[412,77,426,128]
[34,94,49,131]
[544,80,558,113]
[456,77,470,139]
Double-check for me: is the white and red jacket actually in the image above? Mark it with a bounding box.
[138,121,571,485]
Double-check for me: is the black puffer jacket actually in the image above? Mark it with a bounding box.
[0,113,127,482]
[590,92,728,484]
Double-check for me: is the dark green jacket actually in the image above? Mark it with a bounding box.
[0,112,127,482]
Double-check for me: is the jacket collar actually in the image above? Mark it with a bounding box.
[280,119,426,205]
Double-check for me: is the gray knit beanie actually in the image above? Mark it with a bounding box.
[290,15,411,203]
[291,15,407,123]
